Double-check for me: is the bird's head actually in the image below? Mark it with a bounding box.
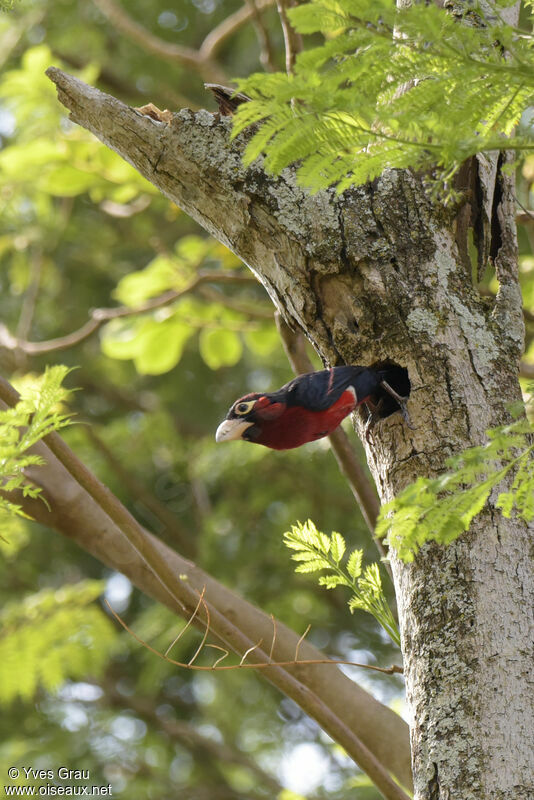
[215,393,287,445]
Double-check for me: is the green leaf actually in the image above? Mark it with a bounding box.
[134,318,193,375]
[199,328,243,370]
[346,549,363,580]
[329,531,346,563]
[38,165,101,197]
[233,0,534,195]
[113,255,188,306]
[376,414,534,561]
[294,558,332,573]
[245,324,280,357]
[283,519,399,645]
[0,367,74,521]
[101,316,193,374]
[318,574,351,589]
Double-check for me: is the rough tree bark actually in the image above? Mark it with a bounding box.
[44,67,534,800]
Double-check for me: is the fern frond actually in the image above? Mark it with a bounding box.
[377,416,534,561]
[233,0,534,194]
[0,367,74,521]
[283,520,399,645]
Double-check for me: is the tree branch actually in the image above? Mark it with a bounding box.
[44,68,357,373]
[91,0,228,84]
[275,0,302,73]
[91,0,276,87]
[245,0,278,72]
[0,375,412,795]
[84,425,196,558]
[199,0,275,62]
[0,271,255,355]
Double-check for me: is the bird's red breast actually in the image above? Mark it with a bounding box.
[250,388,357,450]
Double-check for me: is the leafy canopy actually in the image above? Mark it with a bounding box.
[232,0,534,194]
[0,580,115,703]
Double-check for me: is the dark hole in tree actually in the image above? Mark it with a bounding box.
[366,360,410,420]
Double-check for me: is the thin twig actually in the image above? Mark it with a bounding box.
[196,284,273,319]
[294,623,311,661]
[514,194,534,221]
[188,594,211,665]
[240,639,264,665]
[0,271,256,356]
[165,587,207,657]
[200,0,276,62]
[107,600,403,675]
[92,0,275,85]
[269,614,277,660]
[91,0,228,83]
[276,0,302,73]
[246,0,278,71]
[205,644,230,668]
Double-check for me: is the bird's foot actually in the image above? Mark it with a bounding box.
[380,380,414,429]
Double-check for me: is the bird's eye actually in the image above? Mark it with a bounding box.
[235,400,255,415]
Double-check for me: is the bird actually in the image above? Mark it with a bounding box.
[215,365,411,450]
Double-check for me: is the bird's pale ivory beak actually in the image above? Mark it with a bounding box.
[215,418,254,443]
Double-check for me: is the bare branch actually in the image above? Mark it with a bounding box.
[196,284,273,318]
[91,0,228,83]
[107,599,404,675]
[199,0,275,62]
[0,271,255,355]
[246,0,278,72]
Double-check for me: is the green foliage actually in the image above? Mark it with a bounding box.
[233,0,534,194]
[0,46,155,209]
[0,580,115,703]
[0,366,73,519]
[199,328,243,369]
[284,520,400,646]
[377,415,534,561]
[101,235,272,374]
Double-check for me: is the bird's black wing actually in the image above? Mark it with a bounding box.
[272,366,381,412]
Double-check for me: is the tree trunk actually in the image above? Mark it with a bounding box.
[46,68,534,799]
